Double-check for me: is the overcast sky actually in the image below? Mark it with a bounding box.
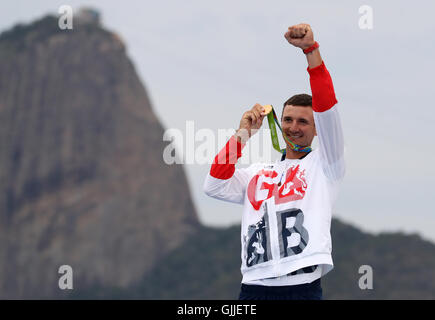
[2,1,435,242]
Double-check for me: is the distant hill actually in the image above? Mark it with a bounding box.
[72,218,435,300]
[0,13,199,298]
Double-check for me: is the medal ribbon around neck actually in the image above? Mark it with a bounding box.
[264,105,312,154]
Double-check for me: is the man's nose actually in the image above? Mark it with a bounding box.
[289,121,299,132]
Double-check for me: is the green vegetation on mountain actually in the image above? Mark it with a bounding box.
[72,218,435,299]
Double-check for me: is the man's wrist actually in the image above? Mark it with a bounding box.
[301,41,316,50]
[303,41,319,54]
[234,129,249,145]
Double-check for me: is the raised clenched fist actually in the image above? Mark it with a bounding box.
[284,23,315,50]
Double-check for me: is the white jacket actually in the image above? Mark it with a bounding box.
[204,62,345,285]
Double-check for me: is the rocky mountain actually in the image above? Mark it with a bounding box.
[0,13,200,298]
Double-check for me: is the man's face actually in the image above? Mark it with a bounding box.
[281,104,316,147]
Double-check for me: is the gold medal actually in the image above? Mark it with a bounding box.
[263,104,273,115]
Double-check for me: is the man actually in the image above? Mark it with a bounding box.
[203,23,345,300]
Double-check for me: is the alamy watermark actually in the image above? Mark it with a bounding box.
[58,5,73,30]
[358,264,373,290]
[163,121,278,165]
[58,265,73,290]
[359,5,374,30]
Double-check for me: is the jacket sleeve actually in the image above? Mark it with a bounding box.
[203,135,251,205]
[308,61,345,181]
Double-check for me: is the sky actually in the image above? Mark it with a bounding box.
[2,1,435,242]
